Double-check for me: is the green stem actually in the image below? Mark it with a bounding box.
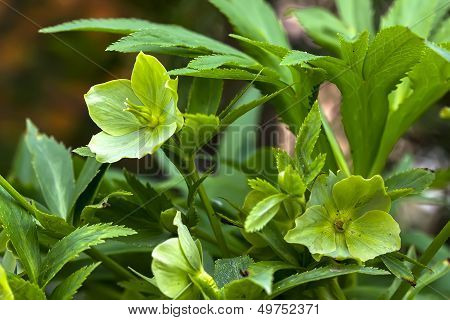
[391,222,450,299]
[318,104,351,176]
[0,174,135,281]
[330,277,347,300]
[187,158,230,257]
[86,248,134,280]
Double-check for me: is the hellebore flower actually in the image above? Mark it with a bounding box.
[81,52,183,163]
[285,172,400,262]
[152,212,221,299]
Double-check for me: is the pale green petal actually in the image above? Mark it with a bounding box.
[88,124,177,163]
[173,212,202,271]
[85,79,142,136]
[332,175,391,216]
[151,238,197,298]
[131,52,173,111]
[346,210,401,262]
[285,205,336,255]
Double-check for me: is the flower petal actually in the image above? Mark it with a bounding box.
[151,238,199,299]
[332,175,391,216]
[345,210,401,262]
[85,79,142,136]
[88,124,177,163]
[284,205,336,255]
[131,52,175,112]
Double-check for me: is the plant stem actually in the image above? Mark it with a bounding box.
[0,173,135,281]
[330,277,347,300]
[391,221,450,299]
[187,158,230,257]
[86,248,134,280]
[318,104,351,176]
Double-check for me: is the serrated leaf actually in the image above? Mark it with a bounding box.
[25,120,75,219]
[39,223,136,286]
[245,193,289,232]
[187,54,260,71]
[281,50,320,66]
[381,254,415,285]
[372,43,449,174]
[312,27,424,176]
[248,178,279,195]
[270,265,389,298]
[295,102,324,183]
[6,274,46,300]
[385,169,435,200]
[169,67,278,84]
[0,188,41,283]
[40,18,155,34]
[213,255,254,288]
[187,78,223,115]
[107,26,248,58]
[50,262,100,300]
[80,191,133,225]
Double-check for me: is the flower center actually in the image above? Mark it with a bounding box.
[124,98,159,128]
[334,220,345,232]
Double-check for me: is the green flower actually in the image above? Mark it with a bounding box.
[285,172,401,262]
[82,52,183,163]
[152,212,220,299]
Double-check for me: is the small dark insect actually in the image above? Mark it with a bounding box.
[239,269,249,277]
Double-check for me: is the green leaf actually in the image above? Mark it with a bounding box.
[312,27,424,176]
[73,147,95,158]
[70,157,102,214]
[278,165,306,196]
[335,0,374,36]
[270,265,389,298]
[25,120,75,219]
[0,264,13,300]
[245,193,289,232]
[39,223,135,286]
[295,102,325,183]
[381,254,415,285]
[248,178,279,195]
[292,7,351,55]
[213,255,254,288]
[107,25,247,58]
[179,113,220,154]
[169,67,278,84]
[6,275,46,300]
[0,189,41,283]
[385,169,435,200]
[257,222,299,266]
[406,259,450,299]
[85,80,142,136]
[381,0,446,39]
[246,261,297,294]
[187,78,223,115]
[280,50,320,66]
[210,0,289,47]
[50,262,100,300]
[80,191,133,224]
[187,54,260,71]
[371,44,450,175]
[40,18,155,34]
